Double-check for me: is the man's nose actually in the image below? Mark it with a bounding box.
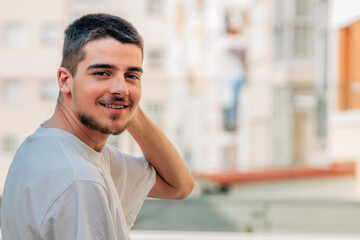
[109,77,129,96]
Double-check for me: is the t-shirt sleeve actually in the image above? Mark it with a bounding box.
[106,145,156,229]
[39,180,117,240]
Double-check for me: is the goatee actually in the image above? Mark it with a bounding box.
[79,114,127,135]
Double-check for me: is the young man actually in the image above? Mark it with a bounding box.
[1,13,194,240]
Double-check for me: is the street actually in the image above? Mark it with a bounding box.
[130,230,360,240]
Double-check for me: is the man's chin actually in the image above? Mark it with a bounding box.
[108,128,126,135]
[95,123,127,135]
[108,121,130,135]
[80,114,128,135]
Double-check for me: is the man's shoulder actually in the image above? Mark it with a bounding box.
[12,130,80,171]
[2,129,108,229]
[7,129,107,195]
[11,131,64,173]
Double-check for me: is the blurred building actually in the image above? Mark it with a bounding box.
[197,0,360,201]
[168,0,246,172]
[328,0,360,198]
[237,0,328,170]
[200,0,327,174]
[0,0,65,195]
[328,0,360,162]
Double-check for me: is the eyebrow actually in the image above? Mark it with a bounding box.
[86,64,118,71]
[127,66,143,73]
[86,64,143,73]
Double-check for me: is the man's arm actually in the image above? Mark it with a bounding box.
[126,107,195,200]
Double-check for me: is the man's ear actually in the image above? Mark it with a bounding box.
[57,67,72,95]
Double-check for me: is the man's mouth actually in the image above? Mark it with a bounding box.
[100,103,128,109]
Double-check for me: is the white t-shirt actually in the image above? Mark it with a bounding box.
[1,126,156,240]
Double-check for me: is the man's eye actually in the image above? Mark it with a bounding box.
[126,74,139,80]
[94,72,110,77]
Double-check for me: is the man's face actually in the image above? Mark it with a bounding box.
[69,38,143,135]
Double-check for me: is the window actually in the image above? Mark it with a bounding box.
[295,0,310,16]
[147,0,163,15]
[2,136,18,153]
[274,0,314,60]
[41,80,58,101]
[41,25,61,46]
[222,76,243,132]
[148,49,163,67]
[274,0,285,60]
[338,20,360,111]
[2,24,24,47]
[2,80,22,103]
[292,0,313,58]
[293,26,313,58]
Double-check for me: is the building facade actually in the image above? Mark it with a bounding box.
[328,0,360,198]
[236,0,328,171]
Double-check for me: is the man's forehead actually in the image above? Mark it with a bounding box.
[83,38,142,52]
[80,39,143,68]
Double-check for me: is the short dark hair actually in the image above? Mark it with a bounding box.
[60,13,144,76]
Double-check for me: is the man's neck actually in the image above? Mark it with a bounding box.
[43,106,108,152]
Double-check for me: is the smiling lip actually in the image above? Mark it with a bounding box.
[102,104,127,109]
[99,102,130,113]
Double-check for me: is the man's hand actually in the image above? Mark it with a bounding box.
[126,107,195,199]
